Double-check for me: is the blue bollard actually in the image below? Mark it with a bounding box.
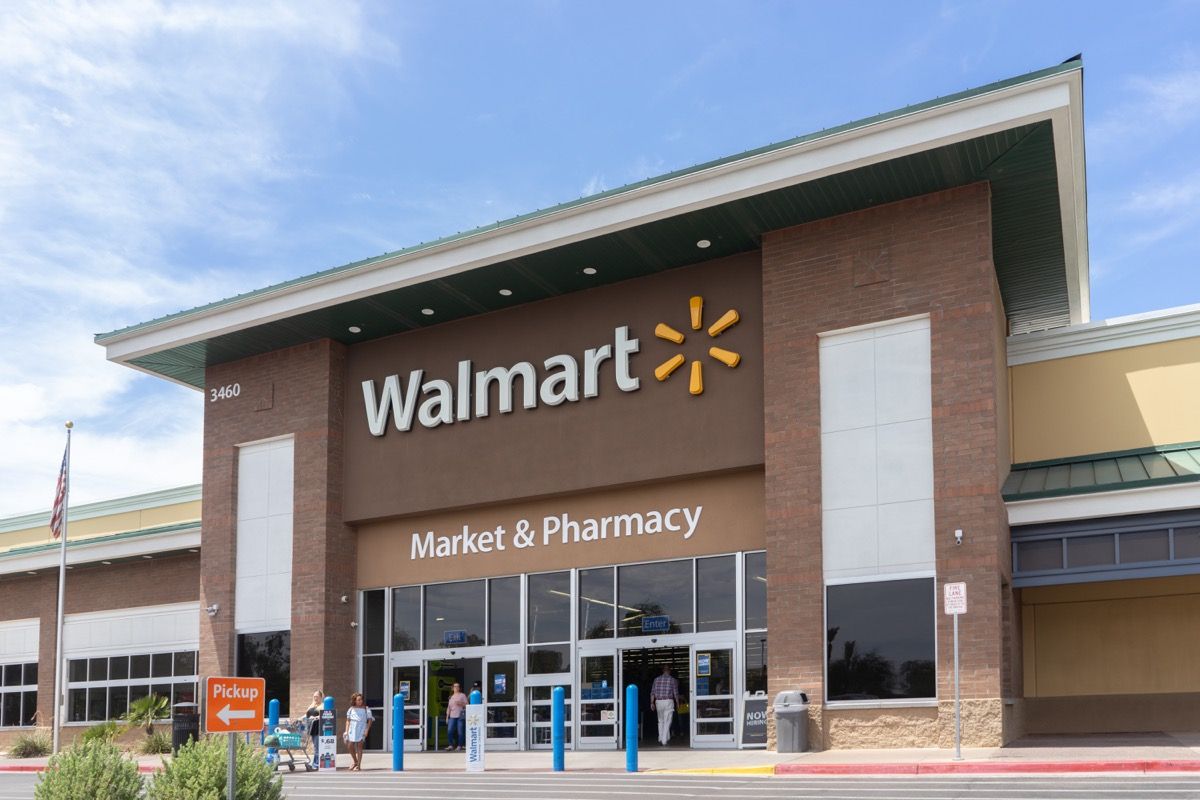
[625,684,638,773]
[267,698,280,765]
[469,689,482,705]
[551,686,565,772]
[392,693,404,771]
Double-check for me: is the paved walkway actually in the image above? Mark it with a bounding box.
[4,732,1200,775]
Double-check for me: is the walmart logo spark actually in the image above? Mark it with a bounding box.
[653,295,741,396]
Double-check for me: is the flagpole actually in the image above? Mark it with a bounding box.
[51,421,72,755]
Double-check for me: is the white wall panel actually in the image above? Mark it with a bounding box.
[0,619,39,663]
[63,603,198,658]
[820,316,935,579]
[235,437,294,634]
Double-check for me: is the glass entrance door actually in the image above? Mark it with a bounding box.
[691,644,736,747]
[578,651,618,749]
[390,661,424,751]
[484,657,519,749]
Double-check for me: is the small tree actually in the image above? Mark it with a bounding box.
[122,694,170,738]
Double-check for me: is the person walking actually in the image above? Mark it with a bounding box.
[343,692,374,771]
[650,664,680,746]
[445,681,468,751]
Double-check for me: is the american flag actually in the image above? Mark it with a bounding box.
[50,444,68,539]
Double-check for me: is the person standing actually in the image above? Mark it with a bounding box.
[445,681,468,751]
[304,690,323,769]
[650,664,680,746]
[343,692,374,771]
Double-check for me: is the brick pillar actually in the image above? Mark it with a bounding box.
[201,339,356,718]
[762,183,1012,749]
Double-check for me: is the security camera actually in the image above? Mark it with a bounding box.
[954,529,963,546]
[340,595,349,604]
[349,621,358,628]
[205,603,219,617]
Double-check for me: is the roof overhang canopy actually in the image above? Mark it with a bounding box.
[98,61,1089,389]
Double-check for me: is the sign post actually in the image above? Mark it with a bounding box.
[943,581,967,761]
[204,676,266,798]
[318,696,336,771]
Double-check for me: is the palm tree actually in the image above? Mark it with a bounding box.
[122,694,170,737]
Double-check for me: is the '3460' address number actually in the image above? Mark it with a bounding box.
[209,383,241,402]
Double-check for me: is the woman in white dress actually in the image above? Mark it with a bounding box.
[343,692,374,771]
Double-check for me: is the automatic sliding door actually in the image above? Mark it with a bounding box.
[391,662,424,751]
[578,652,618,749]
[691,645,736,746]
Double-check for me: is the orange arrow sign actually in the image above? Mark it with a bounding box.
[205,676,266,733]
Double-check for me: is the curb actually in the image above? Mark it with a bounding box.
[652,766,776,775]
[775,760,1200,776]
[0,765,161,774]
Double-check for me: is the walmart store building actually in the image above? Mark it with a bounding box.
[4,59,1200,752]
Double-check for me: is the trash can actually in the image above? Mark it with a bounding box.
[773,690,809,753]
[171,702,199,753]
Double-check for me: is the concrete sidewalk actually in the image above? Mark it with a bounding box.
[4,732,1200,775]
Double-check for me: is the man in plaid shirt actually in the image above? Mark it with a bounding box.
[650,665,680,746]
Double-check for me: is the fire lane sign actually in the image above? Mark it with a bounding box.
[943,581,967,615]
[205,676,266,733]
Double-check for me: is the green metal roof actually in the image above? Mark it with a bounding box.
[1003,442,1200,502]
[99,60,1083,389]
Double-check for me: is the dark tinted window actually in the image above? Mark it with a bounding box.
[1067,535,1115,568]
[108,686,128,719]
[361,655,384,708]
[527,644,570,674]
[1,693,18,727]
[1016,539,1062,572]
[362,589,386,655]
[826,578,936,701]
[2,664,19,686]
[392,586,421,651]
[744,552,767,630]
[23,663,37,686]
[488,577,521,646]
[109,657,129,681]
[151,653,173,678]
[21,692,36,726]
[174,651,197,676]
[424,581,485,648]
[578,567,614,639]
[618,560,693,636]
[68,688,86,722]
[87,687,107,721]
[88,658,107,682]
[68,659,87,682]
[527,572,571,643]
[237,630,291,713]
[745,632,768,695]
[1120,530,1170,563]
[130,655,150,679]
[1175,527,1200,559]
[697,556,736,632]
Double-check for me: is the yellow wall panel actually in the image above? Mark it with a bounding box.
[1011,338,1200,462]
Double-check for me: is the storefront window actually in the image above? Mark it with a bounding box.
[0,663,37,728]
[744,632,768,695]
[67,650,199,723]
[528,643,570,674]
[362,589,386,655]
[392,586,421,651]
[489,576,521,645]
[744,551,767,630]
[237,631,291,712]
[578,567,614,639]
[527,571,570,644]
[617,559,693,636]
[696,555,736,632]
[825,578,935,701]
[424,580,485,648]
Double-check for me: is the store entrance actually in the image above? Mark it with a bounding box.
[424,657,482,750]
[621,646,690,747]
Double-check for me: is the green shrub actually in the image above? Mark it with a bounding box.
[137,730,173,755]
[8,729,51,758]
[122,694,170,737]
[147,735,281,800]
[81,721,120,744]
[34,740,143,800]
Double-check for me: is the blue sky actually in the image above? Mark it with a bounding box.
[1,0,1198,511]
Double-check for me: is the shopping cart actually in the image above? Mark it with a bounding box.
[268,718,316,772]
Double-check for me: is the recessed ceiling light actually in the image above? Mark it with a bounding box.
[347,325,362,334]
[696,239,711,249]
[142,555,153,559]
[188,549,199,553]
[101,560,112,565]
[421,308,435,316]
[498,289,512,297]
[582,267,597,275]
[25,571,36,576]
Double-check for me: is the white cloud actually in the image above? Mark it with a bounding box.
[1090,65,1200,155]
[0,0,392,513]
